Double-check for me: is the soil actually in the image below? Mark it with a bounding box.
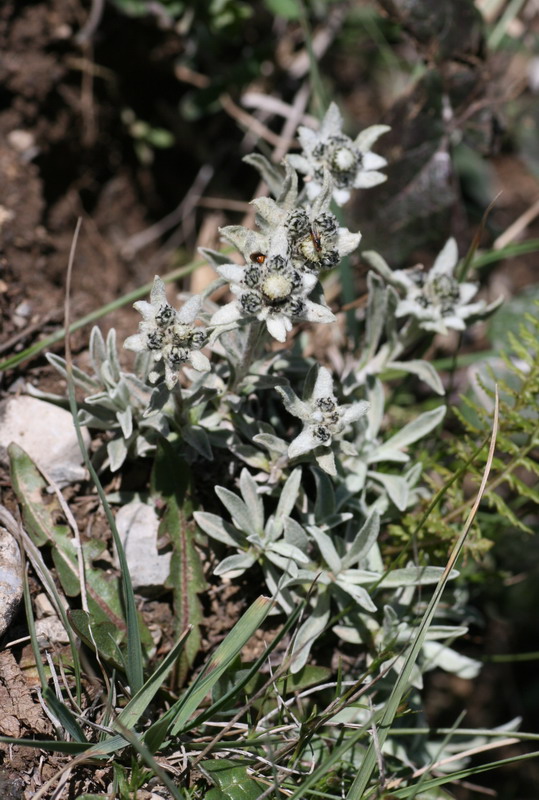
[1,1,538,798]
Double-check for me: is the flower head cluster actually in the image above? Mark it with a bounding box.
[246,163,361,276]
[277,366,369,474]
[124,276,209,389]
[390,239,499,335]
[288,102,390,205]
[210,228,335,342]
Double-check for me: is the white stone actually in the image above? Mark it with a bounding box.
[0,526,23,637]
[35,616,71,646]
[114,501,171,595]
[34,592,56,619]
[7,130,35,152]
[0,395,90,486]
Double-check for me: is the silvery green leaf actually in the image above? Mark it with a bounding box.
[277,159,299,209]
[107,436,129,472]
[322,513,354,530]
[337,568,381,585]
[361,250,396,284]
[424,625,469,641]
[89,325,107,373]
[313,469,335,521]
[106,328,121,382]
[215,486,259,537]
[269,541,310,564]
[193,511,243,547]
[334,579,377,612]
[385,285,400,349]
[230,444,270,472]
[365,541,384,573]
[342,510,380,568]
[287,569,330,586]
[133,434,156,458]
[77,410,110,429]
[422,642,481,679]
[214,552,256,577]
[209,319,241,345]
[243,153,285,197]
[307,526,342,573]
[368,471,410,511]
[377,566,459,588]
[275,468,302,523]
[85,391,117,411]
[381,654,423,689]
[263,564,296,614]
[116,407,133,439]
[366,377,385,440]
[266,552,299,576]
[46,353,100,394]
[315,449,336,476]
[333,626,362,645]
[340,441,357,457]
[239,374,288,391]
[388,359,445,396]
[290,590,330,674]
[199,246,232,268]
[364,271,387,361]
[368,405,446,464]
[239,469,264,533]
[252,433,287,456]
[183,425,213,460]
[111,380,130,409]
[344,462,367,494]
[283,517,310,553]
[275,385,310,420]
[145,383,171,416]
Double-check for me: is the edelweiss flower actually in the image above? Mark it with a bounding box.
[288,102,390,205]
[124,276,210,389]
[390,239,499,335]
[246,166,361,274]
[210,228,335,343]
[285,197,361,274]
[277,366,369,475]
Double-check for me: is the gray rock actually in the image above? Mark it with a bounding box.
[0,395,90,486]
[0,526,23,637]
[114,502,171,596]
[34,616,70,646]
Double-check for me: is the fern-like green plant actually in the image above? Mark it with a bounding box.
[392,305,539,553]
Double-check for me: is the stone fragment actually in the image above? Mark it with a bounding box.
[114,502,171,596]
[0,395,90,486]
[0,526,23,637]
[34,616,70,646]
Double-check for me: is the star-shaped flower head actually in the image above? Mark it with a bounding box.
[251,166,362,275]
[277,366,369,475]
[210,227,336,343]
[288,102,390,206]
[385,239,501,335]
[124,276,210,389]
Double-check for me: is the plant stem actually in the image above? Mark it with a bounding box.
[230,321,265,392]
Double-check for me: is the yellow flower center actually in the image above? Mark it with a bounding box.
[261,273,293,303]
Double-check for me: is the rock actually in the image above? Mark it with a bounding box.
[34,592,55,619]
[0,526,23,637]
[34,616,70,646]
[0,395,90,486]
[114,502,171,596]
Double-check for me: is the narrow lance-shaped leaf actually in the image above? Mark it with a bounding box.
[368,405,447,463]
[153,443,206,687]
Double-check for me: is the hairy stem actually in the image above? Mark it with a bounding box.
[230,321,266,392]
